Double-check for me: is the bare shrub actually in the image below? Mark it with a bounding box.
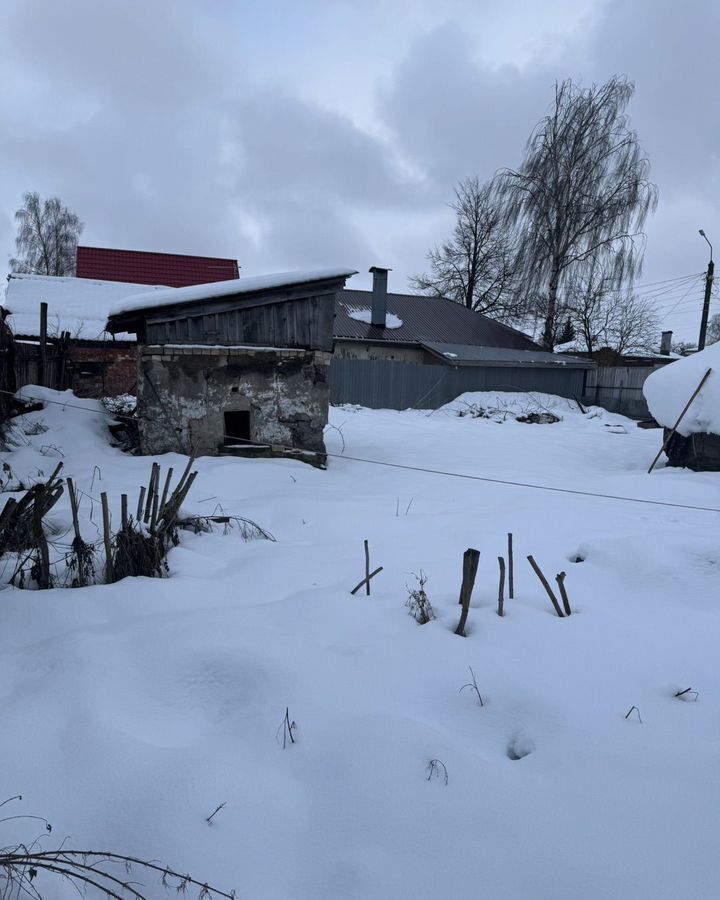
[405,571,434,624]
[0,796,234,900]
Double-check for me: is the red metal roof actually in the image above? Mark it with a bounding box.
[76,246,239,288]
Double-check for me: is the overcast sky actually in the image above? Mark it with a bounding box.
[1,0,718,340]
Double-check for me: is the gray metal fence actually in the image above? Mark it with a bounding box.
[582,365,663,418]
[329,358,588,410]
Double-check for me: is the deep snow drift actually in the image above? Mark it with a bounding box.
[1,388,719,900]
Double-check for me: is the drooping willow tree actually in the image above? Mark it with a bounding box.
[498,77,658,349]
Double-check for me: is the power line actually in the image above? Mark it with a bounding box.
[637,278,704,305]
[596,273,703,297]
[657,277,706,323]
[4,387,719,516]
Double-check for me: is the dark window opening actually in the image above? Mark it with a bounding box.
[224,410,251,445]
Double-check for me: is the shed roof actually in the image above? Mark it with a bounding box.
[336,290,540,351]
[107,268,358,324]
[421,342,595,369]
[76,246,239,287]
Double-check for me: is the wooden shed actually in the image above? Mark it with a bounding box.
[106,269,356,462]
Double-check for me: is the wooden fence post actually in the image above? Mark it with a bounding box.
[364,539,371,596]
[39,302,48,387]
[556,571,571,616]
[507,532,514,599]
[497,556,506,617]
[455,548,480,636]
[101,492,114,584]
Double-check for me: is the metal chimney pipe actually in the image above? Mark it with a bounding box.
[369,266,390,327]
[660,330,672,355]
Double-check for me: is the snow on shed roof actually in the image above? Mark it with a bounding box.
[107,268,358,318]
[643,341,720,436]
[3,273,167,341]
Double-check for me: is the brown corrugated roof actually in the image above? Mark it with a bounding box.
[336,290,540,350]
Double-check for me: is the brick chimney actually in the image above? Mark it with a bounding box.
[369,266,390,327]
[660,330,673,355]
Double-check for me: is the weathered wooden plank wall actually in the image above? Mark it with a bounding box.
[145,292,336,351]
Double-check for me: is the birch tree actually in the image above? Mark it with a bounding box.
[10,192,83,276]
[498,77,657,349]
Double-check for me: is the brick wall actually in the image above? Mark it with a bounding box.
[67,342,138,398]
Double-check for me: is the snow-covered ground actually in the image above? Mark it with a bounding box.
[2,389,720,900]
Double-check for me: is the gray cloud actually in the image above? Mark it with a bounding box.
[1,0,718,335]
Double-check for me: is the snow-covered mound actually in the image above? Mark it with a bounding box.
[644,343,720,435]
[440,390,598,422]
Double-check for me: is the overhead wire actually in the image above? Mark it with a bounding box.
[3,386,719,516]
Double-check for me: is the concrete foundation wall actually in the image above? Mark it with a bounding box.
[138,345,331,457]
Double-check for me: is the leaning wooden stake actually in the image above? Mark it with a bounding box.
[100,492,114,583]
[497,556,506,617]
[66,477,82,545]
[144,463,159,523]
[648,367,713,473]
[39,301,48,388]
[32,485,51,589]
[507,532,514,599]
[150,482,160,532]
[555,571,572,616]
[159,466,174,514]
[350,567,383,595]
[136,486,146,522]
[454,548,480,636]
[527,555,564,617]
[121,493,128,530]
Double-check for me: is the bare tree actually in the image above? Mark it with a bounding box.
[411,177,519,320]
[707,312,720,345]
[564,261,616,353]
[498,77,658,349]
[564,260,658,354]
[10,192,83,276]
[608,291,659,355]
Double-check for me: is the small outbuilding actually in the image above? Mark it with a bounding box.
[106,268,356,462]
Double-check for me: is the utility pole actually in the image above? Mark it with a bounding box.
[698,229,714,351]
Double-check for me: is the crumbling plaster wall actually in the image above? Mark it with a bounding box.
[138,346,331,456]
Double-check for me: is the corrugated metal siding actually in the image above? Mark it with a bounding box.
[329,359,586,410]
[582,365,662,418]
